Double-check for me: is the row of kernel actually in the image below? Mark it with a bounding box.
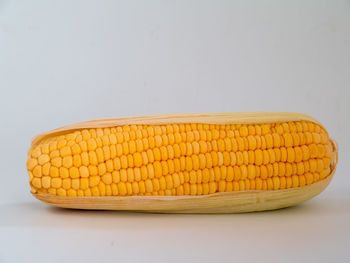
[29,148,330,180]
[35,121,326,155]
[270,122,325,134]
[40,130,328,156]
[28,142,330,180]
[29,142,330,176]
[107,121,322,135]
[33,132,330,166]
[60,121,325,141]
[31,175,184,195]
[80,147,330,175]
[32,169,329,197]
[27,142,331,180]
[30,159,330,192]
[31,127,329,161]
[103,159,330,183]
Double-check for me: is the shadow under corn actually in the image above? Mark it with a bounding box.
[1,194,349,231]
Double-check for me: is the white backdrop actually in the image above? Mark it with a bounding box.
[0,1,349,262]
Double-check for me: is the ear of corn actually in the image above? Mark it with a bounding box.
[27,112,338,213]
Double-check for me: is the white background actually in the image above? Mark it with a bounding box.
[0,0,349,262]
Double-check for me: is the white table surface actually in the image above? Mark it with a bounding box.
[1,187,349,263]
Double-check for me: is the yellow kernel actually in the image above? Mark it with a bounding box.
[266,178,273,190]
[112,171,120,183]
[241,151,248,165]
[62,178,71,189]
[247,164,255,179]
[240,165,248,180]
[309,144,318,159]
[122,142,129,155]
[32,177,42,188]
[261,124,271,135]
[89,176,100,187]
[120,169,127,182]
[42,163,50,176]
[96,148,104,163]
[190,184,197,195]
[256,178,262,190]
[73,154,81,167]
[38,154,50,165]
[98,163,107,176]
[260,165,267,179]
[49,141,58,152]
[51,156,62,167]
[299,175,306,187]
[272,177,280,190]
[265,134,273,149]
[279,177,286,189]
[126,168,134,182]
[218,180,226,192]
[165,175,173,189]
[120,155,128,169]
[31,147,41,158]
[317,145,325,158]
[79,151,88,165]
[159,177,166,190]
[239,126,248,137]
[253,149,262,166]
[129,141,136,154]
[287,148,295,163]
[312,133,321,144]
[26,158,38,171]
[72,144,81,155]
[80,178,89,190]
[211,129,220,140]
[292,133,300,146]
[50,166,59,178]
[145,179,153,193]
[60,146,71,157]
[293,147,302,163]
[132,168,140,182]
[150,178,159,191]
[272,133,281,148]
[57,188,66,197]
[305,173,314,185]
[87,138,97,151]
[309,159,317,172]
[130,182,139,194]
[62,156,73,168]
[33,165,42,177]
[91,186,100,196]
[48,188,56,195]
[134,152,142,167]
[167,145,174,159]
[67,189,77,197]
[233,181,240,191]
[284,133,293,147]
[69,167,80,178]
[111,183,118,195]
[102,135,110,146]
[83,188,91,196]
[209,182,217,194]
[51,178,62,188]
[99,182,106,196]
[76,166,88,178]
[292,175,299,187]
[154,161,162,177]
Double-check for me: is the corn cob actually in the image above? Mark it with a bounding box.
[27,112,338,213]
